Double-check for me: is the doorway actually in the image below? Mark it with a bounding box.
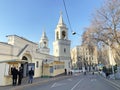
[21,56,29,77]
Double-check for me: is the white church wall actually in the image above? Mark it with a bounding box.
[0,43,12,55]
[0,43,19,61]
[32,59,42,77]
[0,63,12,86]
[0,63,5,86]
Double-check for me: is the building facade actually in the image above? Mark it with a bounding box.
[71,44,98,71]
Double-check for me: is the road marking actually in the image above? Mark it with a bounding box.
[68,78,72,81]
[51,82,66,88]
[91,79,96,82]
[51,83,56,88]
[71,78,84,90]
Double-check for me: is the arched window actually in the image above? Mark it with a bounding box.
[22,56,28,60]
[62,31,66,39]
[43,41,47,47]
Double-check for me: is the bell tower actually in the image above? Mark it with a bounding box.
[53,12,71,71]
[55,12,68,41]
[39,30,50,54]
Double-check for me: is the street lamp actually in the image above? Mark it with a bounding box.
[72,31,76,35]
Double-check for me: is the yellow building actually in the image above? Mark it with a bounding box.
[71,44,98,71]
[42,61,64,77]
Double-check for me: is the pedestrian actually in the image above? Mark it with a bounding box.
[106,72,109,79]
[65,68,67,75]
[18,67,23,85]
[11,67,18,86]
[28,68,34,84]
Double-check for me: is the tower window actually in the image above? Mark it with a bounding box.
[62,31,66,39]
[44,41,47,47]
[64,48,66,53]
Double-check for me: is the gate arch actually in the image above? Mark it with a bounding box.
[21,53,32,77]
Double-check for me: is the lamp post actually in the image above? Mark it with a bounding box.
[82,57,85,73]
[108,39,115,79]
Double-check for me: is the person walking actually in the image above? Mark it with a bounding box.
[11,67,18,86]
[28,68,34,84]
[65,68,67,75]
[18,67,23,85]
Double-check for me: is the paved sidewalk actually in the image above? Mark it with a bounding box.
[99,74,120,89]
[0,75,72,90]
[108,79,120,87]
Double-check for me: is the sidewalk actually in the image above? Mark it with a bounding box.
[0,75,71,90]
[99,73,120,89]
[108,79,120,87]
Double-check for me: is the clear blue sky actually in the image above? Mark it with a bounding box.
[0,0,104,55]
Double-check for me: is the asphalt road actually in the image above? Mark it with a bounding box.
[21,73,120,90]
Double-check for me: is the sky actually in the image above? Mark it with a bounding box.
[0,0,104,55]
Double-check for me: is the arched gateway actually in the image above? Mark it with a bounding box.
[21,53,32,77]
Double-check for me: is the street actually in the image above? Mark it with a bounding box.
[21,73,120,90]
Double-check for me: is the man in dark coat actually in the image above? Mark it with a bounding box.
[28,68,34,84]
[11,67,18,86]
[18,67,23,85]
[65,68,67,75]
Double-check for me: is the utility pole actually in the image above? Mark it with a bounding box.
[108,40,115,79]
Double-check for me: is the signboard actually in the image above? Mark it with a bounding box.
[28,63,35,71]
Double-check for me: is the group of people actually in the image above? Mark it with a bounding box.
[11,67,34,86]
[11,67,23,86]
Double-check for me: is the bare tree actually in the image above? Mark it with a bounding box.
[82,0,120,65]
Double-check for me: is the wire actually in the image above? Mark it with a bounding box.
[63,0,73,32]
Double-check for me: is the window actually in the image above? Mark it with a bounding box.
[22,56,27,60]
[64,48,66,53]
[62,31,66,39]
[36,61,39,68]
[44,41,47,47]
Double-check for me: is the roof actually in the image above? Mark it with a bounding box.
[41,31,48,40]
[6,34,38,45]
[57,12,65,26]
[0,42,13,46]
